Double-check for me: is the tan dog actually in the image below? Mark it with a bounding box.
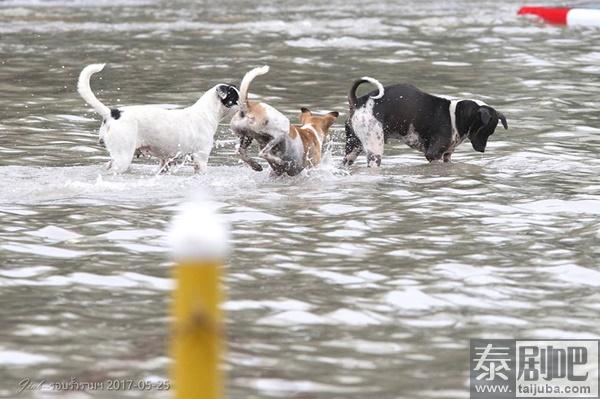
[293,107,339,168]
[230,66,338,176]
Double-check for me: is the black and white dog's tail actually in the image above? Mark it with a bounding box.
[78,63,111,119]
[239,65,270,112]
[348,76,384,112]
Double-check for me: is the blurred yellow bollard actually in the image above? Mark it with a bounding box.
[169,202,230,399]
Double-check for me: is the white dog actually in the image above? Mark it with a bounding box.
[77,64,240,173]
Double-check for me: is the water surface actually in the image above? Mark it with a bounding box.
[1,0,600,398]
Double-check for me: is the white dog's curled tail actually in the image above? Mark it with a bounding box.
[78,63,111,118]
[348,76,384,111]
[239,65,270,110]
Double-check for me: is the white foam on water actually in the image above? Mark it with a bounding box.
[432,61,472,67]
[527,329,599,340]
[325,339,406,355]
[0,275,67,288]
[517,199,600,215]
[385,288,447,311]
[0,162,361,206]
[257,310,333,326]
[318,203,372,216]
[121,272,173,290]
[545,265,600,287]
[316,243,371,258]
[98,228,163,240]
[68,272,139,288]
[301,269,367,285]
[433,263,508,285]
[476,315,529,327]
[244,378,361,394]
[226,211,282,223]
[286,37,403,49]
[26,226,82,242]
[14,325,64,337]
[0,266,55,278]
[0,350,56,366]
[223,299,313,312]
[0,271,172,291]
[1,0,153,6]
[116,242,167,253]
[402,317,455,328]
[434,293,496,309]
[0,15,403,38]
[1,243,85,258]
[252,268,284,276]
[0,206,37,215]
[324,309,385,326]
[354,270,387,282]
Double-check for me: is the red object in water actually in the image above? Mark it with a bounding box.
[518,6,571,25]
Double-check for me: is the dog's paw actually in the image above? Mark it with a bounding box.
[250,162,263,172]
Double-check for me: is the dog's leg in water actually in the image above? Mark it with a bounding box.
[343,145,363,167]
[258,135,285,168]
[366,152,382,167]
[443,153,452,163]
[191,151,209,174]
[342,123,363,166]
[104,120,137,174]
[236,136,263,172]
[107,150,135,173]
[158,159,170,174]
[156,151,182,175]
[362,128,384,168]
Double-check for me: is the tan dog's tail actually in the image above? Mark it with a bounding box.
[348,76,384,112]
[78,64,111,118]
[239,65,269,111]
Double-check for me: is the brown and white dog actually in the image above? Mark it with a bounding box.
[230,66,338,176]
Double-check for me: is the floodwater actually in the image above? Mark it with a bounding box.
[1,0,600,398]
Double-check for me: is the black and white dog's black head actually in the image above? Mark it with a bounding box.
[216,84,240,108]
[456,100,508,153]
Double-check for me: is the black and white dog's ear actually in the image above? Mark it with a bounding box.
[216,85,229,99]
[479,107,492,126]
[216,84,240,108]
[469,105,500,153]
[497,112,508,129]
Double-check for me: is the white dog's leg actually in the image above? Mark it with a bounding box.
[104,120,137,174]
[352,104,384,167]
[364,130,384,168]
[191,151,209,174]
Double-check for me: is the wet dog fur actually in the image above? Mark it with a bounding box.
[78,63,239,174]
[230,66,338,176]
[343,77,508,167]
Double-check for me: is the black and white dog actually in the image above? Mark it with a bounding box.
[78,64,240,173]
[343,77,508,167]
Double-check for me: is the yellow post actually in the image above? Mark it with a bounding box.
[169,202,229,399]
